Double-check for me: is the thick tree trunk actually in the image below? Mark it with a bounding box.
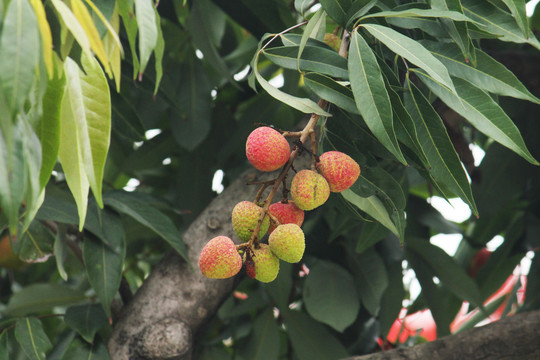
[346,310,540,360]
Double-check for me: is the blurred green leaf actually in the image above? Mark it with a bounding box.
[283,310,349,360]
[64,304,108,343]
[117,0,140,78]
[303,260,360,332]
[14,220,54,263]
[415,69,538,165]
[379,261,404,336]
[265,262,292,311]
[347,248,388,316]
[4,284,86,317]
[0,0,40,113]
[348,31,406,165]
[134,0,157,75]
[239,309,280,360]
[15,317,52,360]
[0,330,7,359]
[404,79,477,215]
[103,190,187,259]
[361,8,480,23]
[319,0,352,27]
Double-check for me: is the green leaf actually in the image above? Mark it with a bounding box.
[64,304,108,343]
[103,190,187,259]
[4,284,86,317]
[283,310,349,360]
[172,57,213,151]
[14,219,54,263]
[319,0,352,27]
[39,68,65,190]
[297,8,326,71]
[345,0,378,30]
[500,0,529,39]
[0,330,8,360]
[342,190,399,236]
[303,260,360,332]
[356,222,388,253]
[403,78,477,215]
[15,317,52,360]
[263,45,348,79]
[83,209,125,318]
[419,40,540,104]
[462,0,540,49]
[252,51,331,116]
[153,7,164,95]
[362,23,456,93]
[265,262,292,310]
[360,8,481,24]
[303,73,359,114]
[379,261,405,336]
[50,0,92,55]
[407,237,482,305]
[0,0,40,114]
[240,309,280,360]
[414,69,538,165]
[61,337,110,360]
[54,227,68,281]
[134,0,157,75]
[118,0,140,79]
[348,31,406,165]
[346,248,388,316]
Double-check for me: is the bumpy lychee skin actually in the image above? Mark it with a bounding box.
[317,151,360,192]
[251,244,280,283]
[290,170,330,211]
[269,224,305,263]
[268,201,305,234]
[232,201,270,242]
[199,236,242,279]
[246,127,290,171]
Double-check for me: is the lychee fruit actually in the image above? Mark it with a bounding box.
[268,201,305,234]
[290,170,330,211]
[251,244,280,283]
[232,201,270,242]
[199,236,242,279]
[316,151,360,192]
[246,126,290,171]
[269,224,305,263]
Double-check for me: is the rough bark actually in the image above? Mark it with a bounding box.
[345,310,540,360]
[108,152,311,359]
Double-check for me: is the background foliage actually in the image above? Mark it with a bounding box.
[1,0,540,358]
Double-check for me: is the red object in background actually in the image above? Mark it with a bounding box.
[385,247,527,345]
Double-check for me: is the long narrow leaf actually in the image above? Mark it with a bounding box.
[348,31,406,164]
[134,0,157,75]
[15,318,52,360]
[29,0,53,78]
[500,0,529,39]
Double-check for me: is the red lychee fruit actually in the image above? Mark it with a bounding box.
[232,201,270,242]
[269,224,305,263]
[268,201,305,234]
[316,151,360,192]
[199,236,242,279]
[290,170,330,211]
[246,126,290,172]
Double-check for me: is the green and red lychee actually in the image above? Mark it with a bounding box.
[317,151,360,192]
[250,244,280,283]
[199,236,242,279]
[269,224,305,263]
[232,201,270,242]
[268,201,304,234]
[246,126,290,172]
[290,170,330,211]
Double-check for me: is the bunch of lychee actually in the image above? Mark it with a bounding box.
[199,126,360,282]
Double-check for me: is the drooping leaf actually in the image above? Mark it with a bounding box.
[500,0,529,39]
[64,304,109,343]
[15,317,53,360]
[360,8,481,23]
[83,229,125,319]
[283,310,349,360]
[153,7,164,94]
[134,0,157,75]
[50,0,92,55]
[0,330,8,360]
[117,0,140,78]
[103,190,187,259]
[419,40,540,104]
[39,67,65,190]
[414,69,538,165]
[407,237,482,306]
[403,78,477,215]
[297,8,326,71]
[348,31,406,165]
[265,262,293,311]
[462,0,540,49]
[14,219,54,263]
[239,309,280,360]
[29,0,53,78]
[362,23,456,93]
[342,190,399,237]
[54,226,68,281]
[0,0,40,113]
[346,248,388,316]
[4,284,86,316]
[379,261,405,336]
[103,7,122,91]
[263,45,348,79]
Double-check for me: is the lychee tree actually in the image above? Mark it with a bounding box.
[1,0,540,359]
